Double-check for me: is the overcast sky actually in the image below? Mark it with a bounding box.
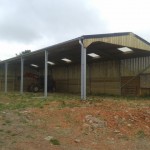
[0,0,149,60]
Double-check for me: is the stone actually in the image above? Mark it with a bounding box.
[114,130,120,133]
[114,115,119,120]
[85,115,92,122]
[44,136,54,141]
[83,123,90,128]
[74,139,81,143]
[127,124,131,127]
[84,115,107,128]
[145,125,149,129]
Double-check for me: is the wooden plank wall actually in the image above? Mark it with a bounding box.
[0,65,16,92]
[52,60,121,95]
[84,34,150,51]
[121,56,150,95]
[0,65,4,91]
[0,65,42,92]
[4,56,150,96]
[89,60,120,95]
[121,56,150,76]
[52,65,81,93]
[121,76,140,96]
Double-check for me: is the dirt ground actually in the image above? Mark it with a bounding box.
[0,93,150,150]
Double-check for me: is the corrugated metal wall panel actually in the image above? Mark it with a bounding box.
[89,60,120,95]
[121,56,150,76]
[84,34,150,51]
[52,60,121,95]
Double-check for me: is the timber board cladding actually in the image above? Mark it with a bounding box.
[0,65,16,91]
[89,60,120,95]
[1,56,150,96]
[121,56,150,76]
[52,65,81,93]
[140,74,150,88]
[52,60,121,95]
[121,56,150,96]
[0,65,42,92]
[121,76,140,96]
[140,74,150,95]
[83,33,150,51]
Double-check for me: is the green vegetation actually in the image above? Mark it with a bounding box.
[50,138,60,145]
[0,93,81,111]
[0,140,4,144]
[0,93,48,111]
[59,100,80,108]
[6,130,11,134]
[0,129,4,132]
[5,120,12,124]
[136,130,146,138]
[11,133,18,136]
[0,103,5,111]
[0,92,149,112]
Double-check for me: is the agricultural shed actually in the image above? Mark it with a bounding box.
[0,32,150,99]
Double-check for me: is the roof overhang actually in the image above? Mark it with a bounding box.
[0,32,150,68]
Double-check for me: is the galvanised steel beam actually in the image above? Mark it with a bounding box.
[20,56,24,94]
[4,62,8,93]
[44,50,48,97]
[79,40,87,100]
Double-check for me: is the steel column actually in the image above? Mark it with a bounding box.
[4,62,8,93]
[44,50,48,97]
[80,40,87,100]
[20,57,24,94]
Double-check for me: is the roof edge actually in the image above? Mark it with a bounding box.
[82,32,150,46]
[0,37,80,64]
[131,33,150,46]
[82,32,131,39]
[0,32,149,64]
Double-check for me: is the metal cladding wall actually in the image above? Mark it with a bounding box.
[0,65,4,91]
[121,56,150,76]
[0,63,23,92]
[121,56,150,96]
[52,60,121,95]
[1,56,150,96]
[84,33,150,51]
[89,60,120,95]
[52,65,81,93]
[52,56,150,96]
[0,65,42,92]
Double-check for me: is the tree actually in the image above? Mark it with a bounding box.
[16,50,31,56]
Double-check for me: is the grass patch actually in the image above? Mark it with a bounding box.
[0,129,4,132]
[6,130,11,134]
[136,130,146,138]
[0,103,5,111]
[0,93,48,111]
[0,92,149,112]
[50,138,60,145]
[5,120,12,124]
[11,133,18,136]
[20,117,28,124]
[26,135,34,139]
[0,140,4,144]
[64,113,71,123]
[118,135,129,141]
[59,100,80,108]
[11,141,17,144]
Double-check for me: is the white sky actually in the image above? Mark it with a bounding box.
[0,0,149,61]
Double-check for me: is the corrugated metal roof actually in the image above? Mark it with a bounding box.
[0,32,149,64]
